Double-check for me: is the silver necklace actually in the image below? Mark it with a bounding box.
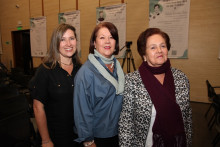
[106,62,114,69]
[59,61,73,66]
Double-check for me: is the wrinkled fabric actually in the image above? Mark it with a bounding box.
[139,60,186,147]
[74,59,123,142]
[118,68,192,147]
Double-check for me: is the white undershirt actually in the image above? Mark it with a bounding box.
[145,105,156,147]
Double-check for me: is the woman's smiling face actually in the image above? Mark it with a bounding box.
[94,27,116,58]
[143,34,168,67]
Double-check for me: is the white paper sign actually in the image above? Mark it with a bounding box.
[58,11,81,56]
[30,16,47,57]
[96,4,126,58]
[149,0,190,58]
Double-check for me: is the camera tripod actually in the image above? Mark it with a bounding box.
[121,41,136,73]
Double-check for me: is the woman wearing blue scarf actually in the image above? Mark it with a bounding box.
[74,22,125,147]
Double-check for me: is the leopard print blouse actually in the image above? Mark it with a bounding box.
[118,68,193,147]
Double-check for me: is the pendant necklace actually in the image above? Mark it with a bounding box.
[59,61,73,66]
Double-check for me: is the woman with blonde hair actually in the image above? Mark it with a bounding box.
[30,23,81,147]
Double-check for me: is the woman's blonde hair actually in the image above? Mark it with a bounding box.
[43,23,81,68]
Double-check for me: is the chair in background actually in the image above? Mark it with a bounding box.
[0,85,20,98]
[205,80,220,130]
[0,94,36,147]
[205,80,220,118]
[212,100,220,147]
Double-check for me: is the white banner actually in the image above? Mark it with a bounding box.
[30,16,47,57]
[58,11,81,56]
[96,3,126,58]
[149,0,190,58]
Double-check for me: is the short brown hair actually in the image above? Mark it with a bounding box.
[137,28,171,60]
[89,22,119,55]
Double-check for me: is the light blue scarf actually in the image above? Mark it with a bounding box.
[88,50,125,95]
[94,49,114,64]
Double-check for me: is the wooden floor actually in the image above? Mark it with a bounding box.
[191,102,219,147]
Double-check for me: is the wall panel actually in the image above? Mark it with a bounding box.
[171,0,220,102]
[119,0,149,73]
[0,0,219,103]
[60,0,76,12]
[44,0,59,50]
[0,0,30,68]
[30,0,42,17]
[100,0,121,7]
[78,0,99,62]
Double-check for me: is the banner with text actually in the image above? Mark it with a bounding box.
[59,11,81,56]
[96,3,126,58]
[30,16,47,57]
[149,0,190,58]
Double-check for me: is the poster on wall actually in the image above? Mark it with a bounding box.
[58,11,81,56]
[0,32,2,54]
[96,3,126,58]
[30,16,47,57]
[149,0,190,58]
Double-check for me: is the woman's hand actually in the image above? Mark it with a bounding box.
[89,143,96,147]
[42,140,54,147]
[33,100,52,147]
[85,143,96,147]
[83,140,96,147]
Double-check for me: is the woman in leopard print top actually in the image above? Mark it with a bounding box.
[118,28,192,147]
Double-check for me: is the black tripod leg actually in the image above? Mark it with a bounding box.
[130,51,136,71]
[122,51,128,69]
[131,58,136,71]
[127,59,130,73]
[127,52,131,73]
[121,58,126,69]
[121,48,136,73]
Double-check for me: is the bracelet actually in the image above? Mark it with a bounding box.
[83,140,94,147]
[42,139,50,144]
